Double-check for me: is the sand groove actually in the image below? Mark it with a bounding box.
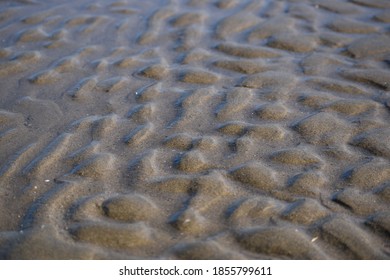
[0,0,389,259]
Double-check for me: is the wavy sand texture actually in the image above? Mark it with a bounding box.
[0,0,389,259]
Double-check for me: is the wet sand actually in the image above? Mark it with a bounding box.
[0,0,389,259]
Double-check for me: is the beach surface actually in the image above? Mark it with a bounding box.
[0,0,389,259]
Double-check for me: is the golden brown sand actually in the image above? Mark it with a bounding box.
[0,0,389,259]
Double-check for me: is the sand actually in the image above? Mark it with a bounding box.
[0,0,389,260]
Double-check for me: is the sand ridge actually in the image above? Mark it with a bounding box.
[0,0,389,259]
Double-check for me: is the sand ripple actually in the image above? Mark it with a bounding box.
[0,0,389,259]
